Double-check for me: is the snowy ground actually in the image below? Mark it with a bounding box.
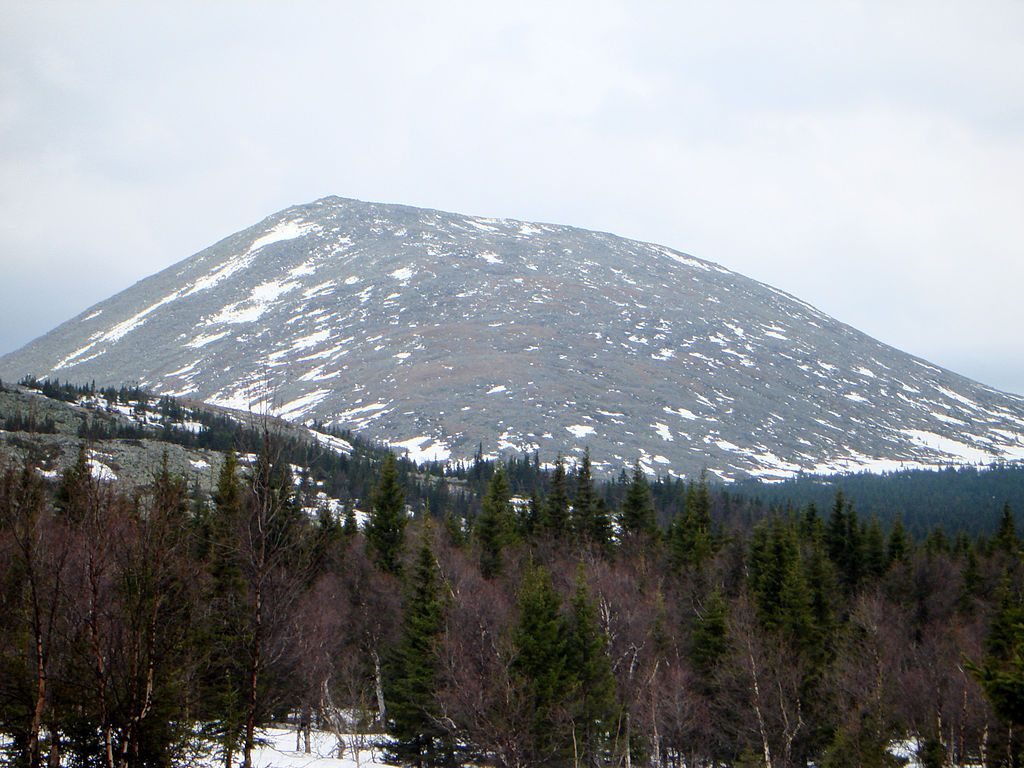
[200,727,394,768]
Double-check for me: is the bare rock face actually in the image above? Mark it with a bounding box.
[3,196,1024,479]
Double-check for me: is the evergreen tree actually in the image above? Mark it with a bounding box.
[995,502,1018,554]
[342,499,358,540]
[972,576,1024,727]
[571,449,610,547]
[366,453,407,574]
[690,585,729,689]
[887,517,909,566]
[668,472,714,571]
[511,562,572,765]
[387,524,450,768]
[863,516,887,581]
[564,568,618,768]
[200,449,249,767]
[619,462,657,540]
[542,457,570,538]
[476,467,517,579]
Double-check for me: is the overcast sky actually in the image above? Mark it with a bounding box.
[2,1,1023,393]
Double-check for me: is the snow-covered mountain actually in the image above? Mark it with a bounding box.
[3,196,1024,479]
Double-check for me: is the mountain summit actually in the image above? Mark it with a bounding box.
[3,196,1023,479]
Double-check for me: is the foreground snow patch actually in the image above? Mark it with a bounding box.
[194,727,393,768]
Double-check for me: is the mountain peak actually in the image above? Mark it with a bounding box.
[3,198,1023,479]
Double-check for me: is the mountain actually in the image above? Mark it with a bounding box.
[3,196,1024,480]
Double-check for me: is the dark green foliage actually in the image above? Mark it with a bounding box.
[366,453,407,574]
[387,525,450,768]
[732,463,1024,537]
[668,474,714,571]
[564,569,618,768]
[619,462,657,540]
[995,502,1018,553]
[476,467,518,578]
[342,499,358,540]
[826,492,865,593]
[821,723,901,768]
[972,577,1024,727]
[1,411,57,434]
[887,516,910,566]
[511,562,572,765]
[571,450,612,548]
[541,456,571,538]
[690,585,730,685]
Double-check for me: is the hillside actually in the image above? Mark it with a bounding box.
[3,196,1024,479]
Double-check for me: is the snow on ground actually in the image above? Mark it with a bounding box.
[87,458,117,481]
[249,219,319,253]
[308,429,354,455]
[652,423,674,441]
[566,424,595,439]
[274,390,332,421]
[901,429,996,464]
[187,331,231,349]
[390,436,451,463]
[225,726,393,768]
[389,267,414,281]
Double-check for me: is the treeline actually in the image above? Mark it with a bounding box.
[732,464,1024,537]
[3,435,1024,768]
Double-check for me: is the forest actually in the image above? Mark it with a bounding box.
[2,417,1024,768]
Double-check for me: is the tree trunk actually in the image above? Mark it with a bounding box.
[372,649,387,725]
[243,577,263,768]
[745,638,773,768]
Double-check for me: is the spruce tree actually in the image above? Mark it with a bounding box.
[995,502,1018,554]
[619,462,657,540]
[887,517,909,566]
[668,472,713,571]
[341,499,358,540]
[690,585,729,691]
[366,453,407,574]
[476,467,517,579]
[387,524,450,768]
[564,568,618,768]
[863,516,887,581]
[511,562,572,765]
[972,575,1024,728]
[543,456,571,538]
[571,449,598,542]
[200,449,249,767]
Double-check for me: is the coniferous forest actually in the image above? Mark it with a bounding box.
[3,422,1024,768]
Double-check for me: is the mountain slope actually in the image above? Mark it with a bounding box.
[3,196,1024,479]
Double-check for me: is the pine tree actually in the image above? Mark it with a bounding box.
[387,524,450,768]
[619,462,657,540]
[476,467,517,579]
[366,453,407,574]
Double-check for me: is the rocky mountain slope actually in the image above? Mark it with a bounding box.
[3,196,1024,479]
